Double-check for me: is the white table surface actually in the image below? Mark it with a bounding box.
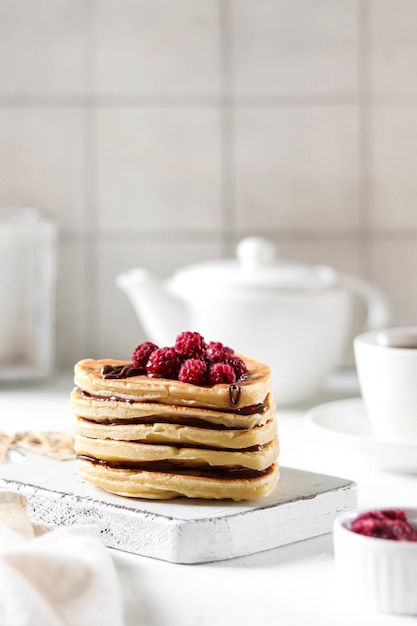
[1,371,416,626]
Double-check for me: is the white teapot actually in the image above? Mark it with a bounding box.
[116,237,391,405]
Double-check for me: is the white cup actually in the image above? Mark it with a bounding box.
[354,327,417,444]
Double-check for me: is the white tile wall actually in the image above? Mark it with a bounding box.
[56,238,89,368]
[0,108,86,230]
[233,106,359,232]
[368,240,417,326]
[96,107,222,232]
[231,0,359,97]
[97,238,223,359]
[0,0,416,369]
[268,238,361,277]
[370,0,417,98]
[371,107,417,229]
[96,0,221,96]
[0,0,89,96]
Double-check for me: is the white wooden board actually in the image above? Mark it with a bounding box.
[0,455,356,563]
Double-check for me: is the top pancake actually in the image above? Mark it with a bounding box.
[74,355,272,410]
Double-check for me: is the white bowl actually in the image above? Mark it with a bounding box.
[333,509,417,615]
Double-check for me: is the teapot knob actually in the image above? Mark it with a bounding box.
[236,237,275,272]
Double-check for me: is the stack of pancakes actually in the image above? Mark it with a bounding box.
[71,356,279,501]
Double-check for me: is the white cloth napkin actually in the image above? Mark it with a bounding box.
[0,491,124,626]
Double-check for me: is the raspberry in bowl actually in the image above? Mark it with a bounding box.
[333,508,417,615]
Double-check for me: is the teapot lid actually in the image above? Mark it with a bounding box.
[169,237,340,297]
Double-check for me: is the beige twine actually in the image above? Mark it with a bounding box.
[0,432,75,463]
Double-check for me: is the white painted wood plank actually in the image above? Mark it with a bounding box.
[0,456,356,563]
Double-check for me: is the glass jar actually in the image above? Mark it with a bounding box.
[0,208,57,381]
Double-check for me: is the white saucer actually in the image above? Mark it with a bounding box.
[304,398,417,473]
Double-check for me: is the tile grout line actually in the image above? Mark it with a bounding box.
[0,95,366,107]
[59,229,417,242]
[219,0,234,255]
[83,0,99,358]
[2,95,417,108]
[357,0,372,280]
[83,108,100,358]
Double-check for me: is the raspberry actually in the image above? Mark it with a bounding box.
[178,358,207,385]
[146,347,181,379]
[206,341,234,362]
[351,510,417,541]
[129,332,246,386]
[175,331,207,359]
[131,341,158,369]
[225,356,248,380]
[206,362,236,385]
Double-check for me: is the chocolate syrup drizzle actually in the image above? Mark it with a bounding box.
[228,384,242,406]
[101,363,143,379]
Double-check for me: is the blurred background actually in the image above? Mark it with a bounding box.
[0,0,416,373]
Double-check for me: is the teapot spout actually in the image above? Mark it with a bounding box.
[116,268,187,347]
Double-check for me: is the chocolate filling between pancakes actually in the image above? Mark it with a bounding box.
[76,388,267,416]
[77,454,271,480]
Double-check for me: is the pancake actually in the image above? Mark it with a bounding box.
[73,414,277,449]
[70,387,274,430]
[76,457,280,500]
[73,434,279,470]
[74,355,272,410]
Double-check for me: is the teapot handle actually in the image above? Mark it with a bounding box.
[339,274,392,331]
